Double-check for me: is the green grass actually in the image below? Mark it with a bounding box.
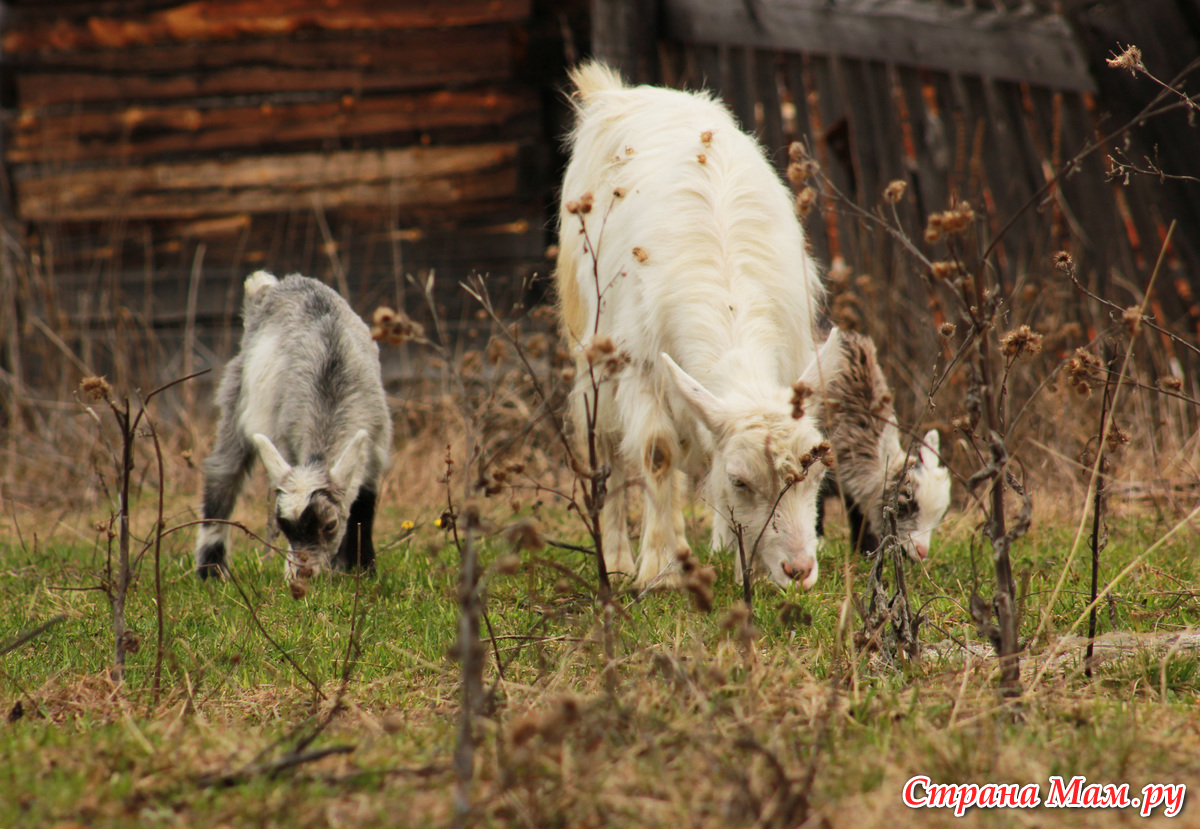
[1,499,1198,827]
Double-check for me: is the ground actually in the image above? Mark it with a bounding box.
[1,497,1198,827]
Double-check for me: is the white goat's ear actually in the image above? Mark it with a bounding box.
[796,327,844,398]
[920,429,942,468]
[253,434,293,485]
[331,429,372,494]
[662,353,725,434]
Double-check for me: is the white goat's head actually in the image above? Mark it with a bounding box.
[663,331,844,589]
[885,429,952,561]
[253,430,373,580]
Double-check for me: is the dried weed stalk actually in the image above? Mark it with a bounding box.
[794,46,1200,695]
[78,370,206,686]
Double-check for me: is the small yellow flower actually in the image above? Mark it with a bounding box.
[434,518,442,528]
[401,520,414,531]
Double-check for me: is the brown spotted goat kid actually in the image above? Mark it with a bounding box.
[817,331,950,561]
[194,272,392,582]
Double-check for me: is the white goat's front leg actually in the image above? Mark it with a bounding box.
[711,514,742,579]
[598,433,636,578]
[672,468,688,543]
[615,370,688,587]
[636,434,687,587]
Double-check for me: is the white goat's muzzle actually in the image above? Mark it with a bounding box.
[781,555,819,590]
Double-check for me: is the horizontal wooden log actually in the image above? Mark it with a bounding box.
[16,143,522,221]
[2,0,532,54]
[7,86,537,164]
[14,26,519,107]
[664,0,1096,92]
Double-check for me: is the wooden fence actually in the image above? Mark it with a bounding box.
[648,0,1199,393]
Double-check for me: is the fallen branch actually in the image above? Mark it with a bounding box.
[0,614,65,657]
[195,745,356,789]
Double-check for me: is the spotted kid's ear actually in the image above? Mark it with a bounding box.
[919,429,942,468]
[253,434,293,485]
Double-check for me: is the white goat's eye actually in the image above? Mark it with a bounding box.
[730,476,749,491]
[325,519,339,534]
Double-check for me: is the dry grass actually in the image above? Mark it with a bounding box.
[2,485,1198,827]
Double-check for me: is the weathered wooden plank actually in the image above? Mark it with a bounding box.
[869,63,907,195]
[33,169,519,222]
[15,143,522,221]
[755,50,785,168]
[693,43,722,94]
[980,79,1042,223]
[1059,93,1130,287]
[844,58,886,209]
[1041,90,1104,280]
[723,46,757,136]
[863,61,913,288]
[835,57,892,285]
[2,0,533,54]
[591,0,659,84]
[953,74,1027,275]
[14,26,519,107]
[663,0,1095,92]
[781,53,831,268]
[7,86,538,164]
[808,55,851,192]
[807,53,856,263]
[895,68,948,222]
[926,71,965,202]
[1024,84,1074,264]
[878,63,924,248]
[983,79,1056,274]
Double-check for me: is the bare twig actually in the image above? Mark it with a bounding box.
[196,745,356,788]
[0,615,65,657]
[223,566,326,701]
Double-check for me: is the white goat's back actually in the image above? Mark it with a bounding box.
[557,64,823,393]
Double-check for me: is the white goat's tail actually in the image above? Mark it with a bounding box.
[568,61,625,103]
[243,270,279,309]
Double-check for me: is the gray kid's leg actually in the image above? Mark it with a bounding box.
[195,418,255,580]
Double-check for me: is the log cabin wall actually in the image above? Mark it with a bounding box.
[1,0,563,406]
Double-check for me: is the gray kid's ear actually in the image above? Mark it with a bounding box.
[253,434,293,485]
[331,429,372,494]
[662,353,726,435]
[919,429,942,468]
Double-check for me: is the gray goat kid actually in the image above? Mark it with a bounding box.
[194,271,392,581]
[816,330,950,561]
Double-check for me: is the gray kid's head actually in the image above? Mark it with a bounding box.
[254,430,373,579]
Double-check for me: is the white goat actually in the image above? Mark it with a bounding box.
[194,272,392,581]
[817,331,951,560]
[555,63,841,589]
